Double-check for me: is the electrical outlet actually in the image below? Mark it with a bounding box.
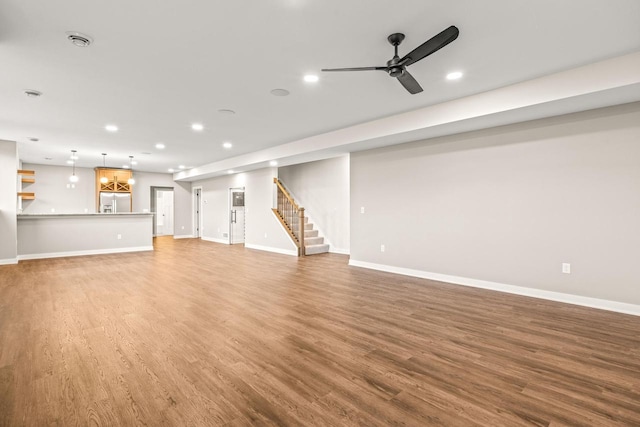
[117,234,122,240]
[380,244,385,252]
[360,206,365,214]
[562,263,571,274]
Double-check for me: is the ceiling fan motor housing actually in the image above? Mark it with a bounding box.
[387,57,404,77]
[388,66,404,78]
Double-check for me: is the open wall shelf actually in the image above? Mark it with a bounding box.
[18,170,36,200]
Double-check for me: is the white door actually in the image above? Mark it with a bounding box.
[229,188,245,244]
[155,190,174,236]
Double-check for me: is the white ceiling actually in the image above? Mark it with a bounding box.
[1,0,639,175]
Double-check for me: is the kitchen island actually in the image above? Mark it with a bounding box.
[17,212,154,260]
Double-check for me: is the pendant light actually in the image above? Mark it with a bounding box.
[69,150,79,182]
[127,156,135,185]
[100,153,108,184]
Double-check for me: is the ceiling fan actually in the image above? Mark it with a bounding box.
[322,25,459,94]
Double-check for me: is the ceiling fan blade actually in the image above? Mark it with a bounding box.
[397,70,423,94]
[321,66,387,72]
[400,26,459,67]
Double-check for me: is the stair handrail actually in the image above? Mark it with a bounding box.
[273,178,305,256]
[274,177,299,210]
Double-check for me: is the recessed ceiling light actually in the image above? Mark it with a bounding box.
[66,31,93,47]
[66,160,74,164]
[168,168,175,173]
[304,74,319,83]
[70,154,79,160]
[191,123,204,131]
[269,160,278,166]
[122,165,130,169]
[446,71,463,80]
[270,88,290,97]
[222,142,233,149]
[131,160,138,165]
[227,170,234,174]
[178,165,185,169]
[24,89,42,97]
[155,143,165,150]
[105,124,118,132]
[218,109,236,115]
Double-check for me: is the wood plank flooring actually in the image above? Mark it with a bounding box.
[1,237,639,426]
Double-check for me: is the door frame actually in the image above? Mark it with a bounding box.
[150,186,174,237]
[192,186,203,238]
[228,187,245,245]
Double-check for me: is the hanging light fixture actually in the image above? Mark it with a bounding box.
[127,156,135,185]
[69,150,79,182]
[100,153,108,184]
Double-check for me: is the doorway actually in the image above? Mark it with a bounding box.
[229,187,245,245]
[151,186,175,236]
[193,186,202,238]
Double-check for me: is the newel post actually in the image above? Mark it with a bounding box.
[299,207,305,256]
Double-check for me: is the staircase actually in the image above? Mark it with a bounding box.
[302,216,330,255]
[273,178,330,256]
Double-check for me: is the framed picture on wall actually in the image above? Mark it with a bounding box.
[232,192,244,207]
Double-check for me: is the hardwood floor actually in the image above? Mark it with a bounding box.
[1,237,639,426]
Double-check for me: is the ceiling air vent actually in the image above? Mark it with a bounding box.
[66,32,93,47]
[24,89,42,97]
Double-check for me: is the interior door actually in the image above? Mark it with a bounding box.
[229,188,245,244]
[155,190,174,236]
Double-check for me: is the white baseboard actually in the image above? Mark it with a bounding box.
[348,259,640,317]
[329,247,350,255]
[0,258,18,265]
[201,236,229,245]
[173,235,194,239]
[245,243,298,257]
[18,246,154,261]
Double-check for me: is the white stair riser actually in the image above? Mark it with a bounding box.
[305,244,330,255]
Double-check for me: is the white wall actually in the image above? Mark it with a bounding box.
[132,171,192,237]
[18,214,153,258]
[19,165,192,238]
[350,102,640,307]
[21,163,95,213]
[278,155,350,254]
[0,140,18,264]
[193,167,296,255]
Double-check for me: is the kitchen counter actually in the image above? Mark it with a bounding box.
[17,212,154,260]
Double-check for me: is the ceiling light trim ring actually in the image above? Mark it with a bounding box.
[66,31,93,47]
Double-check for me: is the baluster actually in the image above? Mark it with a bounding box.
[299,207,305,256]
